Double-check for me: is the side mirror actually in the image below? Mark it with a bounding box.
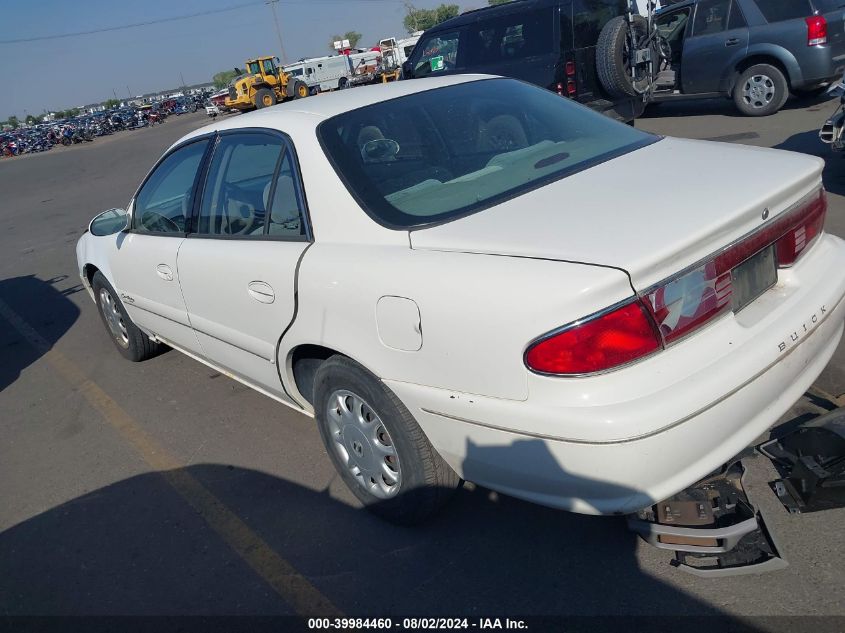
[89,208,129,236]
[401,60,412,78]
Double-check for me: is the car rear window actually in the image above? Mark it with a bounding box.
[464,8,554,65]
[812,0,845,12]
[751,0,812,22]
[317,78,656,229]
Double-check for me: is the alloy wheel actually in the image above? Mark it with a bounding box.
[326,389,401,499]
[98,288,129,349]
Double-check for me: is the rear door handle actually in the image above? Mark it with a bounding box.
[156,264,174,281]
[725,38,740,46]
[247,281,275,304]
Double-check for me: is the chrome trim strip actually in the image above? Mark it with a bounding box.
[426,290,844,446]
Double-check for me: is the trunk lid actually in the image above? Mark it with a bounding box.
[409,137,824,290]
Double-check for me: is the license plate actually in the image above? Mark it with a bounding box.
[731,245,777,312]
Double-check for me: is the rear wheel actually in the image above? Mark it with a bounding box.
[92,271,163,362]
[733,64,788,116]
[314,356,460,525]
[255,87,276,109]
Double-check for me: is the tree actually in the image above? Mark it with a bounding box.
[403,3,459,33]
[103,98,120,109]
[212,69,239,89]
[25,114,43,126]
[6,115,19,129]
[488,0,513,4]
[328,31,363,51]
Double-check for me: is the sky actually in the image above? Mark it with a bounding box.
[0,0,467,118]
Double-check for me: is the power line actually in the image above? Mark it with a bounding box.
[0,0,403,44]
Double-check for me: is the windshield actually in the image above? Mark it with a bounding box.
[248,61,261,74]
[317,78,656,229]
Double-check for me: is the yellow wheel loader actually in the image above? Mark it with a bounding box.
[224,56,309,112]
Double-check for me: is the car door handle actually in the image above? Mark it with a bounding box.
[725,38,740,47]
[156,264,174,281]
[247,281,275,304]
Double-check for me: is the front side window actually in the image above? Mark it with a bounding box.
[751,0,812,22]
[693,0,731,36]
[134,139,208,234]
[262,59,275,75]
[318,78,655,229]
[411,31,461,76]
[197,133,283,236]
[248,61,261,74]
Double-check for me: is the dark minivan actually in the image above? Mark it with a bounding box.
[402,0,646,122]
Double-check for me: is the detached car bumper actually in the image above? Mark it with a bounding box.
[386,234,845,515]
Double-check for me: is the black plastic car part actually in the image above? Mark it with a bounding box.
[758,407,845,514]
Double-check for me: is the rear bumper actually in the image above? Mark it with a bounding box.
[793,46,845,88]
[386,234,845,514]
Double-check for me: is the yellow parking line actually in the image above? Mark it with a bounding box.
[0,297,341,617]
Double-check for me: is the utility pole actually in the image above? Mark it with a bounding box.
[265,0,288,63]
[126,85,131,98]
[180,71,186,92]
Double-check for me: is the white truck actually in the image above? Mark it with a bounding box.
[284,55,352,92]
[379,32,422,72]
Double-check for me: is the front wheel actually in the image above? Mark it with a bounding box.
[733,64,789,116]
[255,87,276,109]
[314,356,460,524]
[91,271,164,362]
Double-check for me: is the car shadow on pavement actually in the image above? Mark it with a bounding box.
[0,440,762,630]
[0,274,81,393]
[640,94,836,120]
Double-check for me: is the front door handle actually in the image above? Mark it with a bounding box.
[725,38,740,47]
[247,281,275,304]
[156,264,174,281]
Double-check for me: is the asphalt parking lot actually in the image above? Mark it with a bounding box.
[1,101,844,624]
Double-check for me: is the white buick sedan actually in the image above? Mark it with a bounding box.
[77,75,845,523]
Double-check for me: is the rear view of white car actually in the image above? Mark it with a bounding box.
[76,76,845,527]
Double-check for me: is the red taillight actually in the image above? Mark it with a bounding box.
[775,188,827,266]
[807,15,827,46]
[526,188,827,375]
[525,301,660,375]
[556,82,564,96]
[565,61,576,76]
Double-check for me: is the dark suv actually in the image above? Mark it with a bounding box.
[653,0,845,115]
[401,0,645,122]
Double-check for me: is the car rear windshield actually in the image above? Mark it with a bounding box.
[317,78,655,229]
[751,0,812,22]
[812,0,845,12]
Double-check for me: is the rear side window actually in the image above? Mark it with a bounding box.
[464,8,554,65]
[573,0,628,48]
[751,0,813,22]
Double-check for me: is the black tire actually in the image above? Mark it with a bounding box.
[255,87,276,109]
[293,79,309,99]
[733,64,789,116]
[91,271,163,362]
[313,356,460,525]
[338,77,348,90]
[596,15,653,98]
